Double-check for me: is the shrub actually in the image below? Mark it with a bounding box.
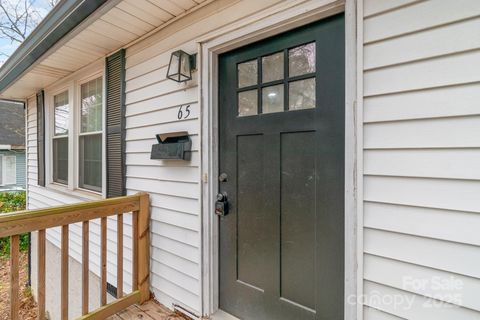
[0,191,27,257]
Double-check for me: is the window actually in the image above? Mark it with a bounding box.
[47,73,104,195]
[237,42,316,116]
[53,91,69,184]
[79,77,103,192]
[0,155,16,186]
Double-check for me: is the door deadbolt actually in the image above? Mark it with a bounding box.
[215,192,229,216]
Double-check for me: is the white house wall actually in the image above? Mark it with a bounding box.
[27,95,135,319]
[123,0,285,313]
[26,0,285,317]
[24,0,480,318]
[361,0,480,319]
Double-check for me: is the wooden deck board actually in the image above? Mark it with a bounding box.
[109,299,188,320]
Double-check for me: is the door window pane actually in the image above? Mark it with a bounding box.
[262,52,283,83]
[289,43,316,77]
[238,60,257,88]
[79,134,102,192]
[54,91,69,135]
[289,78,316,110]
[53,137,68,184]
[262,85,284,114]
[238,90,258,117]
[81,77,103,133]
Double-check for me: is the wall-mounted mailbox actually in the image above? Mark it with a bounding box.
[150,131,192,161]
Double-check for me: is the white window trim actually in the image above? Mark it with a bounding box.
[45,64,106,199]
[76,72,105,195]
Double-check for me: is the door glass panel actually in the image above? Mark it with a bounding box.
[262,84,284,114]
[289,43,316,77]
[289,78,316,110]
[238,60,257,88]
[262,52,283,83]
[238,90,258,116]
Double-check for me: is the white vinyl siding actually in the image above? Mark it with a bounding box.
[361,1,480,319]
[25,0,283,317]
[124,0,283,313]
[27,95,133,305]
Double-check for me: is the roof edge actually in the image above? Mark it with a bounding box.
[0,0,109,95]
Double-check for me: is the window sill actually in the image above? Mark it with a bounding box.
[47,183,103,201]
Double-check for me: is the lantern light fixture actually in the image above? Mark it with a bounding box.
[166,50,197,83]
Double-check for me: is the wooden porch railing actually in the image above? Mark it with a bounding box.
[0,192,150,320]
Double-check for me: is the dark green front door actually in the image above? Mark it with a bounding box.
[218,14,345,320]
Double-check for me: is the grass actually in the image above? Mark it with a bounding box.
[0,191,27,257]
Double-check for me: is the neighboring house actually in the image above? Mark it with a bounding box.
[0,0,479,319]
[0,100,26,191]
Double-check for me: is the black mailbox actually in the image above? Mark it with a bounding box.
[150,131,192,161]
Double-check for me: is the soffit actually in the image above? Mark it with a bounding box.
[1,0,207,99]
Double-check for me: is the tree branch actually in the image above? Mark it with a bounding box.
[0,0,52,58]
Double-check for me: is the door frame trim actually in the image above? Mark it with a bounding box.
[199,1,363,319]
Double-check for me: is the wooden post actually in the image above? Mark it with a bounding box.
[131,211,138,291]
[61,225,69,320]
[10,235,19,320]
[117,214,123,298]
[38,230,46,320]
[82,221,89,315]
[137,193,150,303]
[101,217,107,306]
[0,193,148,319]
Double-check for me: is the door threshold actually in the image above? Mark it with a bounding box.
[211,309,240,320]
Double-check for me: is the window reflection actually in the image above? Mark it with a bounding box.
[262,85,284,114]
[289,78,316,110]
[81,77,103,133]
[262,52,283,83]
[238,60,257,88]
[79,77,103,192]
[53,90,69,184]
[289,43,316,77]
[54,91,69,135]
[238,90,258,116]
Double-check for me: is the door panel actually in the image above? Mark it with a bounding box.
[219,14,345,320]
[237,134,268,290]
[280,131,316,311]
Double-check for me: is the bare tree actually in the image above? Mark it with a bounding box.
[0,0,59,57]
[0,0,41,44]
[46,0,58,8]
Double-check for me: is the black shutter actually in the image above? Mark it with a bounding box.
[36,90,45,186]
[105,49,126,198]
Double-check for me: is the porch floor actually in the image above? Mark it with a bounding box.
[109,300,189,320]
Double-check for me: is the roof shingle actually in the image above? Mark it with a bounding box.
[0,100,25,147]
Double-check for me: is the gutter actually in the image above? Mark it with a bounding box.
[0,0,109,94]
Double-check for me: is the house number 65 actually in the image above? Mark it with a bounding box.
[177,105,191,120]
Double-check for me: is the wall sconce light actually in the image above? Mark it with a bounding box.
[166,50,197,83]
